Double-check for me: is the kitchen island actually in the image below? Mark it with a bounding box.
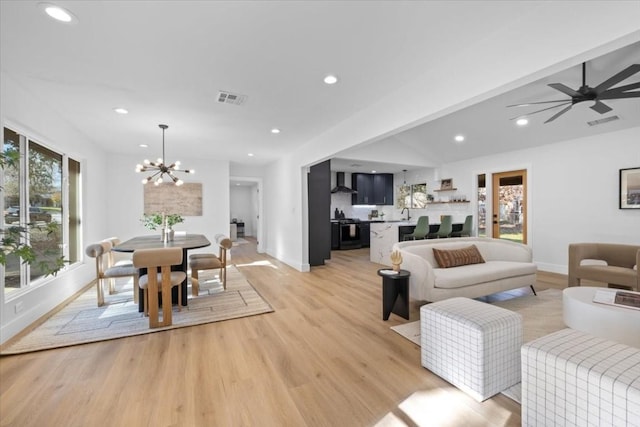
[370,221,416,265]
[370,220,464,265]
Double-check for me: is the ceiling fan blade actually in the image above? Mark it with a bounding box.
[598,82,640,99]
[509,101,572,120]
[507,100,569,107]
[544,104,573,123]
[548,83,581,98]
[590,100,612,114]
[600,91,640,99]
[593,63,640,93]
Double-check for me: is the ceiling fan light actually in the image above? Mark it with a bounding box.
[516,118,529,126]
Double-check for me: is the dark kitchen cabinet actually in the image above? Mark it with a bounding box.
[351,173,373,205]
[351,173,394,205]
[360,222,370,247]
[331,222,340,250]
[373,174,394,205]
[308,160,331,266]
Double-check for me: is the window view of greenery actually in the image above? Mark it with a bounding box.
[3,128,23,290]
[497,183,524,243]
[396,183,428,209]
[410,183,427,208]
[3,127,76,294]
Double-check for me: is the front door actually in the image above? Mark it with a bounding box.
[491,169,527,244]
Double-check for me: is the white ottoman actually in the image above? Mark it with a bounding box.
[522,328,640,427]
[420,297,523,402]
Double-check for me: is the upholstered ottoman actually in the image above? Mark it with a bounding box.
[420,297,523,401]
[522,328,640,427]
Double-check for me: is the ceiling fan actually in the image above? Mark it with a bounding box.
[508,62,640,123]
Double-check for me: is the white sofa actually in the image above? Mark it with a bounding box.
[392,237,536,302]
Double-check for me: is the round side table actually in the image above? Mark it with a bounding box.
[378,269,411,321]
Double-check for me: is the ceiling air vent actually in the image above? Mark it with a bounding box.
[587,115,619,127]
[217,90,247,106]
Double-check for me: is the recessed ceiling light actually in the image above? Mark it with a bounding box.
[454,135,465,143]
[114,107,128,115]
[324,74,338,85]
[39,3,77,23]
[271,128,280,134]
[371,170,377,173]
[248,153,254,157]
[139,144,148,148]
[516,118,529,126]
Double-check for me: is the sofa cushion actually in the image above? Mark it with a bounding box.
[434,261,537,289]
[433,244,485,268]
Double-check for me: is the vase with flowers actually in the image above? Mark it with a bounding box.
[141,212,184,241]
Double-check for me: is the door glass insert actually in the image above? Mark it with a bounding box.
[492,170,527,244]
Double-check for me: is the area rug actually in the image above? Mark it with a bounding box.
[390,289,565,404]
[1,266,273,355]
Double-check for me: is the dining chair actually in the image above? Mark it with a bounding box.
[101,236,137,302]
[133,247,186,328]
[85,241,139,307]
[189,234,232,296]
[403,216,429,240]
[450,215,473,237]
[428,215,453,238]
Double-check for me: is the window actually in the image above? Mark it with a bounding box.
[397,183,428,208]
[2,127,81,295]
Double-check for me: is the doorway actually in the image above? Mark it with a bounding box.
[229,176,264,253]
[491,169,527,244]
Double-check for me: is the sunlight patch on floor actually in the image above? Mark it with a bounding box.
[235,260,278,269]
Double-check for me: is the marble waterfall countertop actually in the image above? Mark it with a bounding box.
[370,221,416,265]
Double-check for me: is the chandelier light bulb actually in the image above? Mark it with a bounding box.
[176,179,184,186]
[143,159,150,165]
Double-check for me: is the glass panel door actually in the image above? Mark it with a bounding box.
[492,169,527,244]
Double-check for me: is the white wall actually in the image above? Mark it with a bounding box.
[440,126,640,273]
[1,73,109,343]
[105,153,230,257]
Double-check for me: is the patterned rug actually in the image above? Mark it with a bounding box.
[1,266,273,355]
[390,289,565,404]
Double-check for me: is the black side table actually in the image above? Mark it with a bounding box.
[377,269,411,321]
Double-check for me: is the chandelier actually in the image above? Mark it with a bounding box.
[136,124,194,186]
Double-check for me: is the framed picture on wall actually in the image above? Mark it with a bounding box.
[620,167,640,209]
[440,178,453,190]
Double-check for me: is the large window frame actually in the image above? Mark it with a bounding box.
[2,126,82,299]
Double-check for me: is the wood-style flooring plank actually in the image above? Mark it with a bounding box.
[1,239,567,426]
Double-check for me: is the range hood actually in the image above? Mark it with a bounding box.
[331,172,357,194]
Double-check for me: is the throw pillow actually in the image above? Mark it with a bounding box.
[432,245,485,268]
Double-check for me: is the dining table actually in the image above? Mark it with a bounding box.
[113,233,211,312]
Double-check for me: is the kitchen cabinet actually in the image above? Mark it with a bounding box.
[331,222,340,250]
[360,222,370,247]
[351,173,394,205]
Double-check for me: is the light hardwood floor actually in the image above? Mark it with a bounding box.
[0,239,567,427]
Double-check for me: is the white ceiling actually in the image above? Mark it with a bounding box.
[1,1,639,177]
[333,41,640,173]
